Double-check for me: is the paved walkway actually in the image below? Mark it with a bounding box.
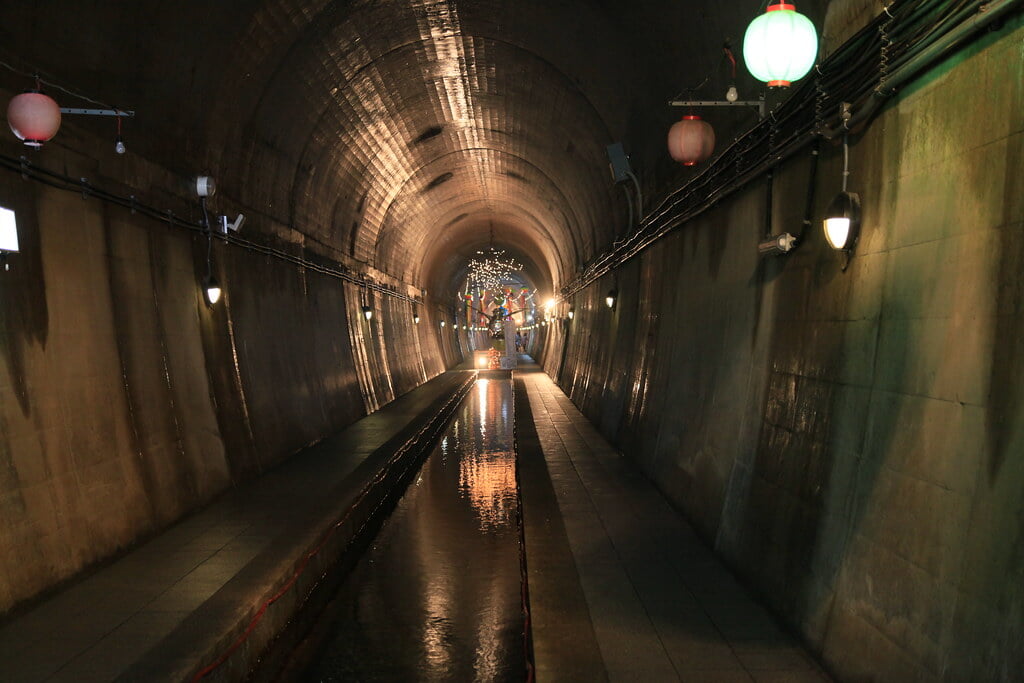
[0,369,472,682]
[516,360,831,683]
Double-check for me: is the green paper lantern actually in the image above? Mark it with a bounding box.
[743,3,818,88]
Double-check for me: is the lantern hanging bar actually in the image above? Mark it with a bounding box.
[668,99,766,119]
[58,107,135,117]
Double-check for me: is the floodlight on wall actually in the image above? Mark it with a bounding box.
[362,304,373,321]
[606,289,617,309]
[743,3,818,88]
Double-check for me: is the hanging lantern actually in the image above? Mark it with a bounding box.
[743,3,818,88]
[7,91,62,147]
[667,115,715,166]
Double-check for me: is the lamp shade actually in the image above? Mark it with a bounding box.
[743,3,818,88]
[823,191,860,250]
[203,275,222,306]
[8,92,62,147]
[668,115,715,166]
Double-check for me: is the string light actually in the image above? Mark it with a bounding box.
[467,246,523,291]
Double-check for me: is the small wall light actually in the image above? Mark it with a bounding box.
[362,304,373,321]
[568,307,575,320]
[606,289,617,309]
[440,320,446,328]
[823,191,861,250]
[203,274,222,306]
[413,311,420,324]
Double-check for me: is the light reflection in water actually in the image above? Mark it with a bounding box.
[308,376,523,681]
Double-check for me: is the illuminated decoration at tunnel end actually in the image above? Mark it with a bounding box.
[742,3,818,88]
[667,115,715,166]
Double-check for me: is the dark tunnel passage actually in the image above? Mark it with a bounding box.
[0,1,1022,681]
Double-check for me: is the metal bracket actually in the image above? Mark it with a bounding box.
[59,108,135,117]
[668,98,766,119]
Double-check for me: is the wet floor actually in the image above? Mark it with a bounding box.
[306,377,527,682]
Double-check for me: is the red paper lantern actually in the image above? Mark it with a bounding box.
[8,92,61,147]
[667,115,715,166]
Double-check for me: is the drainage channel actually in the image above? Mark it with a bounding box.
[279,375,530,681]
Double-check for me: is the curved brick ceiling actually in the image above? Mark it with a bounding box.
[1,0,827,298]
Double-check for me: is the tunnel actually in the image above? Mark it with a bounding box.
[0,0,1022,680]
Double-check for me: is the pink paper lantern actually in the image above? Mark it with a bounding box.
[8,92,61,147]
[667,115,715,166]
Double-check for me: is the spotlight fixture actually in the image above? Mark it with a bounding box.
[606,289,617,309]
[362,304,373,321]
[203,274,221,306]
[823,192,861,251]
[758,232,798,256]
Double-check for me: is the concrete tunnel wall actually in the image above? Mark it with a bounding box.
[538,17,1024,683]
[0,128,469,612]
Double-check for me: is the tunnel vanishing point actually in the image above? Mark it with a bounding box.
[0,1,1022,681]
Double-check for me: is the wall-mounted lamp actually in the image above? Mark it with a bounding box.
[440,320,446,328]
[824,128,861,256]
[758,232,798,257]
[823,192,861,251]
[203,274,222,306]
[0,206,19,271]
[606,289,617,309]
[414,313,421,324]
[568,307,575,320]
[361,304,373,321]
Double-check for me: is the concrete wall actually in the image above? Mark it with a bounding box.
[0,138,462,614]
[546,18,1024,682]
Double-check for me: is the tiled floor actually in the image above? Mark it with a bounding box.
[517,361,831,682]
[0,370,471,683]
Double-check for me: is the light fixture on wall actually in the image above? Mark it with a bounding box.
[824,191,860,251]
[203,274,222,306]
[568,306,575,320]
[606,289,617,309]
[824,122,861,258]
[414,312,421,324]
[361,304,373,321]
[0,205,19,271]
[440,320,446,328]
[743,3,818,88]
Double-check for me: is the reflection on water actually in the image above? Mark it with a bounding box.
[307,377,524,682]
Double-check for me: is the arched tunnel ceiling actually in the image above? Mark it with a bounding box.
[0,0,829,299]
